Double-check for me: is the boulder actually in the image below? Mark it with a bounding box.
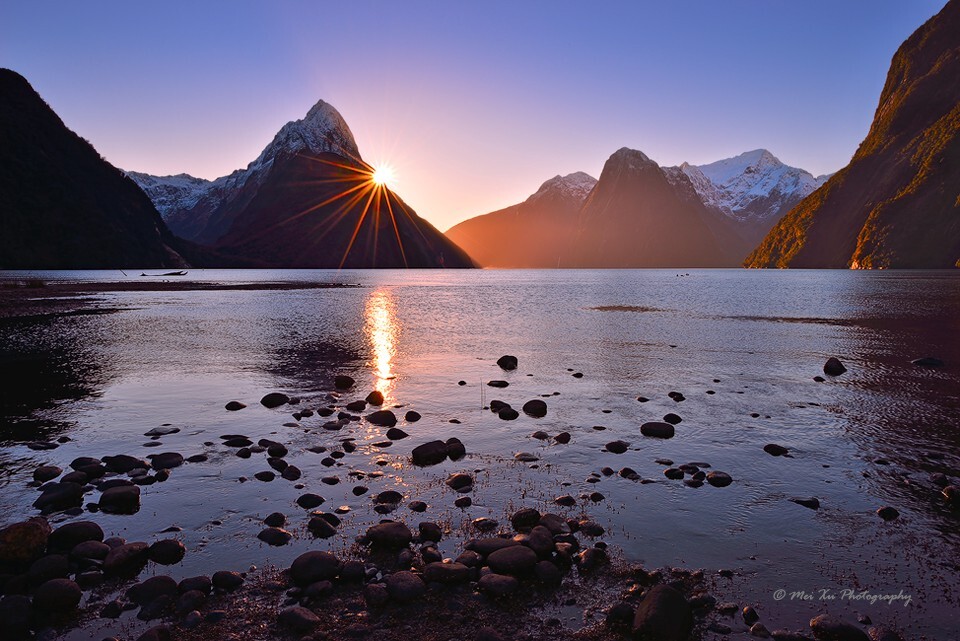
[640,422,675,439]
[289,551,339,586]
[496,355,518,370]
[103,542,149,576]
[99,485,141,513]
[478,573,519,596]
[522,399,547,417]
[809,614,870,641]
[33,482,84,511]
[632,584,692,641]
[367,410,398,427]
[32,578,82,612]
[260,392,290,408]
[423,562,471,584]
[823,357,847,376]
[0,517,51,566]
[412,440,449,466]
[278,605,320,632]
[149,539,186,565]
[385,570,426,603]
[487,545,538,575]
[366,522,412,549]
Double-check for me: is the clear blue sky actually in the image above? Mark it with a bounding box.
[0,1,946,230]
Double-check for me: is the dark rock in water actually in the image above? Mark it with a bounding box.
[33,465,62,483]
[279,605,320,632]
[175,590,206,616]
[419,521,443,542]
[409,500,427,512]
[404,410,421,422]
[144,426,180,437]
[479,573,520,596]
[823,357,847,376]
[366,521,412,549]
[813,376,826,382]
[866,626,905,641]
[134,625,171,641]
[290,551,339,586]
[446,473,473,490]
[297,493,325,509]
[364,583,389,608]
[178,575,212,594]
[572,372,584,378]
[498,407,520,421]
[488,380,509,388]
[632,585,692,641]
[942,485,959,506]
[497,355,518,370]
[667,391,685,402]
[454,496,472,508]
[515,452,538,462]
[554,432,571,444]
[606,601,636,627]
[743,606,760,625]
[911,356,944,368]
[554,495,576,506]
[334,375,355,389]
[489,400,509,412]
[150,452,184,470]
[411,440,449,466]
[26,553,69,587]
[791,497,821,510]
[522,399,548,417]
[365,390,384,406]
[605,440,629,454]
[619,467,641,481]
[346,400,367,412]
[254,471,275,482]
[375,490,403,504]
[49,520,103,553]
[61,470,89,484]
[876,506,899,521]
[103,542,149,576]
[424,561,470,584]
[33,578,82,612]
[640,422,675,439]
[149,539,186,565]
[211,570,244,591]
[281,465,302,481]
[260,392,290,408]
[577,547,608,572]
[386,570,426,603]
[446,437,466,460]
[663,413,682,425]
[99,485,141,514]
[33,482,84,512]
[809,614,870,641]
[127,575,178,606]
[764,443,789,456]
[72,540,110,560]
[511,508,542,531]
[526,525,555,556]
[0,516,52,566]
[488,545,538,575]
[257,527,292,546]
[308,516,337,539]
[225,401,246,411]
[579,520,605,536]
[707,471,733,487]
[186,454,207,463]
[664,468,684,480]
[367,410,398,427]
[386,428,408,440]
[469,537,522,556]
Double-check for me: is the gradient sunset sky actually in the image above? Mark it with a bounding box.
[0,1,945,231]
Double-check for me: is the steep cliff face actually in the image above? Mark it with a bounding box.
[445,173,596,267]
[746,0,960,269]
[0,69,186,269]
[570,148,744,268]
[130,99,472,268]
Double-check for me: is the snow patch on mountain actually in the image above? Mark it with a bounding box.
[528,171,597,204]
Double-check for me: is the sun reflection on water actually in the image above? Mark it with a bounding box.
[365,289,398,403]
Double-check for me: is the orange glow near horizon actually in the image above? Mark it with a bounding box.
[365,289,398,402]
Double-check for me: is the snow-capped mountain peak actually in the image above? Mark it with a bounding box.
[258,99,360,165]
[528,171,597,204]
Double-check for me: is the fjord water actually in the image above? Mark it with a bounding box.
[2,269,959,638]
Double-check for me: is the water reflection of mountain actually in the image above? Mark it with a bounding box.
[0,311,112,441]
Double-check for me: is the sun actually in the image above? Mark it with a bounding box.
[371,164,396,189]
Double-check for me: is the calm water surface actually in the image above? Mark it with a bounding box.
[1,269,958,639]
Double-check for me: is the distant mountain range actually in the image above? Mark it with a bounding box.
[128,101,472,268]
[449,148,828,268]
[747,0,960,268]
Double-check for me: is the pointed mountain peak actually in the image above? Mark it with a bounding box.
[528,171,597,203]
[259,98,361,165]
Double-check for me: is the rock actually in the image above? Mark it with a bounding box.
[876,506,900,520]
[764,443,790,456]
[943,485,959,506]
[377,428,407,443]
[150,452,184,470]
[809,614,870,641]
[498,407,519,420]
[71,540,110,560]
[127,575,178,605]
[385,570,425,603]
[527,526,555,556]
[375,490,403,504]
[334,375,355,389]
[264,512,286,527]
[212,570,244,591]
[823,357,847,376]
[554,432,571,444]
[144,426,180,437]
[496,355,518,370]
[539,513,571,535]
[290,551,339,586]
[176,589,206,616]
[26,554,69,586]
[663,413,683,425]
[534,560,563,584]
[279,605,320,632]
[419,521,443,542]
[412,440,449,466]
[33,465,62,483]
[0,595,32,636]
[707,471,733,487]
[257,527,292,546]
[791,497,821,510]
[366,521,412,549]
[367,410,398,427]
[99,485,141,513]
[308,516,338,539]
[0,517,51,566]
[579,520,605,536]
[454,496,472,508]
[640,422,675,438]
[103,454,149,473]
[260,392,290,408]
[770,631,813,641]
[605,440,629,454]
[522,399,547,417]
[225,401,246,411]
[135,626,171,641]
[487,545,538,575]
[254,471,275,482]
[487,380,509,388]
[178,575,212,594]
[363,582,389,608]
[446,473,473,490]
[514,451,538,461]
[297,493,325,509]
[149,539,185,564]
[103,542,149,575]
[554,495,576,506]
[409,500,427,512]
[752,623,772,637]
[32,578,82,612]
[446,437,466,460]
[33,482,84,512]
[478,573,519,596]
[743,606,760,625]
[423,561,471,584]
[469,537,521,556]
[664,468,684,480]
[346,400,367,412]
[867,627,905,641]
[281,465,301,481]
[911,356,944,368]
[632,584,693,641]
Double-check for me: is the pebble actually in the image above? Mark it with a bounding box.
[605,440,629,454]
[640,422,675,438]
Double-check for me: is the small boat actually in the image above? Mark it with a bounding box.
[140,270,188,277]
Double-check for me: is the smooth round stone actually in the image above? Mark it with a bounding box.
[257,527,292,546]
[522,399,547,417]
[385,570,426,603]
[149,539,186,564]
[260,392,290,408]
[605,440,629,454]
[211,570,244,591]
[32,578,82,611]
[366,522,412,549]
[763,443,789,456]
[706,471,733,487]
[487,545,538,575]
[478,573,519,596]
[224,401,246,411]
[640,422,675,438]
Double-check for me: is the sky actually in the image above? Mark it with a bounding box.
[0,1,947,231]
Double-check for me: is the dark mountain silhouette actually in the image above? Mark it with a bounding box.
[569,148,747,267]
[131,101,472,268]
[0,69,191,269]
[445,172,596,267]
[746,0,960,268]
